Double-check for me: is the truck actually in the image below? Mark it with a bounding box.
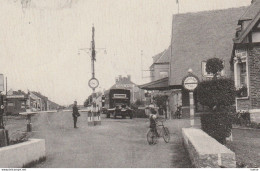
[103,89,133,119]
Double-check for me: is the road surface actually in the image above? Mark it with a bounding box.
[28,111,191,168]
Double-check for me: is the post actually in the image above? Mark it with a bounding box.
[189,91,194,127]
[27,114,32,132]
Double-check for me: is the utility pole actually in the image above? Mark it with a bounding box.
[78,25,106,126]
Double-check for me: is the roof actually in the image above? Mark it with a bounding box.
[169,7,247,86]
[234,10,260,43]
[139,77,170,90]
[7,89,27,98]
[31,91,48,101]
[155,47,170,64]
[239,0,260,23]
[150,48,170,69]
[110,77,136,90]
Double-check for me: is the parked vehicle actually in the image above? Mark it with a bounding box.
[103,89,133,119]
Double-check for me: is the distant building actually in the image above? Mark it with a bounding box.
[150,47,170,82]
[6,89,28,115]
[28,91,60,111]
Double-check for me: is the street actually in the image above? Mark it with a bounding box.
[26,111,192,168]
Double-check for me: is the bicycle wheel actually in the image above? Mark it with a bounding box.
[147,129,158,145]
[162,127,170,143]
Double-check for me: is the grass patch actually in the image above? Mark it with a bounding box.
[226,129,260,168]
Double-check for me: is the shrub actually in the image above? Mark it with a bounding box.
[197,78,236,110]
[201,112,232,144]
[236,86,248,97]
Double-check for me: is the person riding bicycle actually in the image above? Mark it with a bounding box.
[149,108,159,136]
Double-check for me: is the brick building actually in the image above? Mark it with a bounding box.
[231,0,260,122]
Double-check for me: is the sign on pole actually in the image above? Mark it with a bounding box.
[182,70,199,127]
[0,74,4,92]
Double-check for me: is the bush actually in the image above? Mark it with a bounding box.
[197,78,236,110]
[201,112,232,144]
[236,86,248,97]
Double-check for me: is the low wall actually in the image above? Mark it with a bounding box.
[182,128,236,168]
[0,139,45,168]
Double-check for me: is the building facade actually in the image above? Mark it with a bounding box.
[232,0,260,122]
[6,89,28,115]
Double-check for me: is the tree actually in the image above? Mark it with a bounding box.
[206,58,224,79]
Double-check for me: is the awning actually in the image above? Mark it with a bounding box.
[138,77,170,90]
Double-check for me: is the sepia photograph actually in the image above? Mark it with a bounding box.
[0,0,259,169]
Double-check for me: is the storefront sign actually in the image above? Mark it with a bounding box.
[7,95,25,98]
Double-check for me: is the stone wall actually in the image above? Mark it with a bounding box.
[182,128,236,168]
[0,139,45,168]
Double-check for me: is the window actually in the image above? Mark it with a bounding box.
[240,62,247,86]
[252,32,260,42]
[159,71,168,78]
[201,61,225,77]
[236,61,248,88]
[234,49,248,91]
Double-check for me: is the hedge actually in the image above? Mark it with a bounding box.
[200,112,232,144]
[197,78,236,109]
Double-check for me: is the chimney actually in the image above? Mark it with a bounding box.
[127,75,131,81]
[115,77,118,83]
[119,75,122,81]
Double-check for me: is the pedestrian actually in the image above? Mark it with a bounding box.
[72,101,80,128]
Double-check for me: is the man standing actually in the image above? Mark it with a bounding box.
[72,101,80,128]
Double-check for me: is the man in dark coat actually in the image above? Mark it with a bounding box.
[72,101,80,128]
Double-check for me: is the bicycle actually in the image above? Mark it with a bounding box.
[147,119,170,145]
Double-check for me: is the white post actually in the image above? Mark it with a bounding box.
[189,91,194,127]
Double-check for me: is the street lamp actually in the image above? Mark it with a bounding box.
[78,25,106,126]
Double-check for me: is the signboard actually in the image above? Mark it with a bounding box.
[0,74,4,92]
[113,94,127,99]
[7,95,25,99]
[183,75,199,91]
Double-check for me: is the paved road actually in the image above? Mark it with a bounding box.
[29,111,191,168]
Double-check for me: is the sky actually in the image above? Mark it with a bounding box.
[0,0,251,105]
